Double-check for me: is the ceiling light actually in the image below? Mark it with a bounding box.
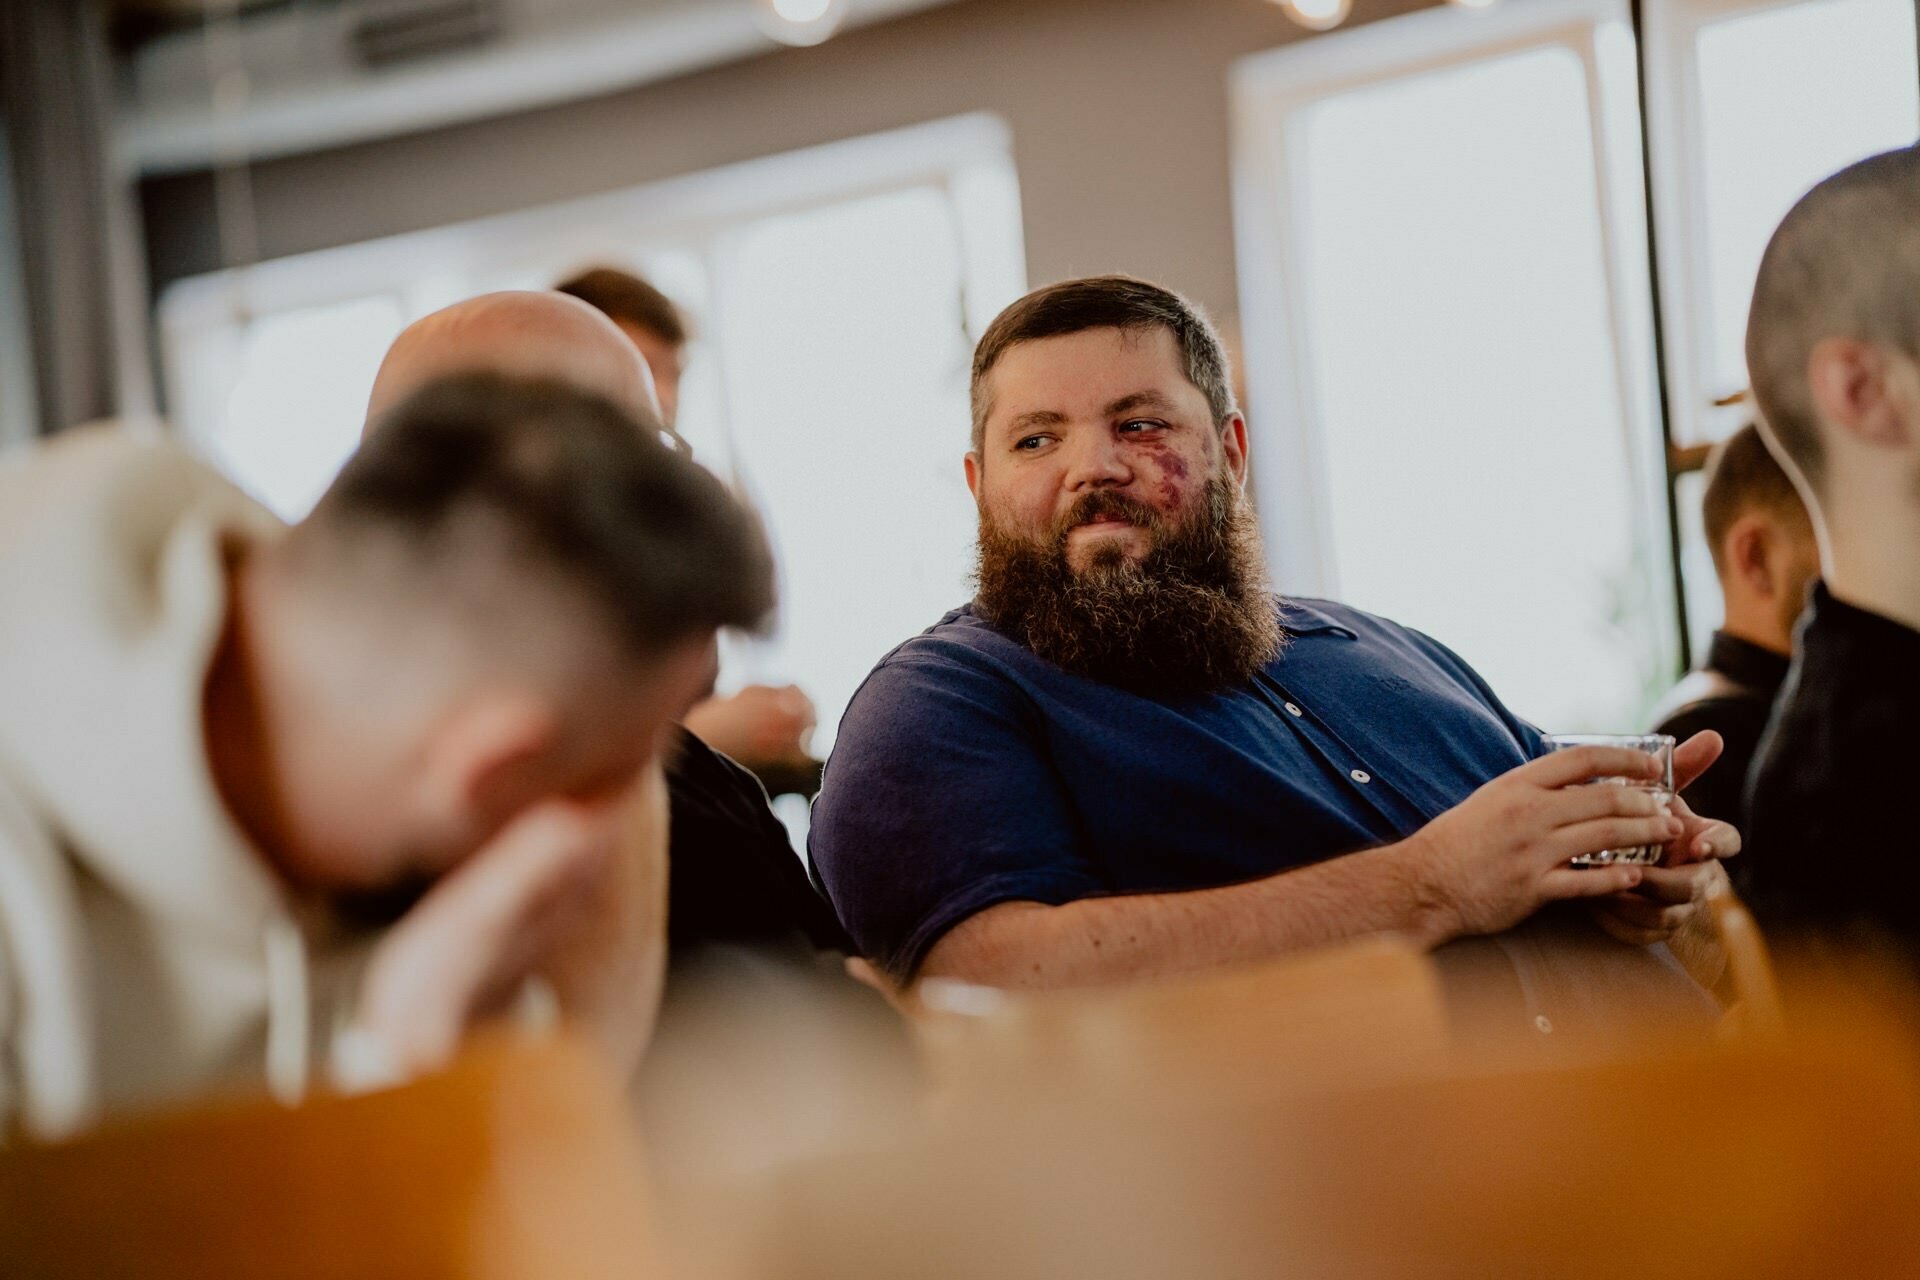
[1449,0,1501,10]
[1276,0,1352,32]
[756,0,848,46]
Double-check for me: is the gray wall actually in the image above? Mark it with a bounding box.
[139,0,1432,330]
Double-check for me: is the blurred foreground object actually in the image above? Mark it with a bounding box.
[0,374,770,1137]
[694,947,1920,1280]
[903,936,1451,1110]
[0,1033,660,1280]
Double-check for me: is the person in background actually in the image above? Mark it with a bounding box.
[365,293,848,960]
[556,266,820,796]
[1741,146,1920,950]
[812,276,1740,1040]
[556,267,691,431]
[1651,423,1819,833]
[0,372,773,1139]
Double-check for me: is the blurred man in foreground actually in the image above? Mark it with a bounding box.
[813,276,1737,1037]
[556,266,821,795]
[0,372,773,1139]
[1652,424,1819,832]
[1743,146,1920,948]
[365,292,847,959]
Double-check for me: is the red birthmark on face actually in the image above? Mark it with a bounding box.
[1126,438,1192,513]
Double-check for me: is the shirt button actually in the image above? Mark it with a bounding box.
[1350,769,1372,785]
[1534,1015,1554,1035]
[1284,702,1303,717]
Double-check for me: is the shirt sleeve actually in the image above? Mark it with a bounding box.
[809,644,1103,981]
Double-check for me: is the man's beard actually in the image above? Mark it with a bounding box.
[974,476,1283,697]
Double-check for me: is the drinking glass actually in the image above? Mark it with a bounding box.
[1540,733,1676,867]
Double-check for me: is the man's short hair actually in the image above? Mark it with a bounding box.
[1701,422,1809,577]
[309,373,772,656]
[970,276,1238,453]
[555,267,688,348]
[1747,145,1920,492]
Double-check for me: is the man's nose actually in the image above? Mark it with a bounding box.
[1063,433,1133,491]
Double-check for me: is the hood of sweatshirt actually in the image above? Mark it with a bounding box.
[0,427,289,940]
[0,427,325,1133]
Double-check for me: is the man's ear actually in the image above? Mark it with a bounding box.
[420,693,561,829]
[964,451,983,503]
[1807,337,1913,450]
[1220,414,1250,486]
[1724,513,1775,599]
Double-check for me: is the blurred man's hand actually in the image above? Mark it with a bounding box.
[354,796,626,1082]
[683,684,817,769]
[535,764,670,1078]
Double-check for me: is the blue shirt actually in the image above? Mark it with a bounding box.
[810,598,1546,979]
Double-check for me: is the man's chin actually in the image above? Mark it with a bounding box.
[1066,530,1151,573]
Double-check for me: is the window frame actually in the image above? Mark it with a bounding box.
[1637,0,1920,451]
[1636,0,1920,664]
[1229,0,1677,682]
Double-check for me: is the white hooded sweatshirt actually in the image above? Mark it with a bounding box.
[0,426,373,1139]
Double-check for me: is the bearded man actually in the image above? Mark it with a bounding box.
[809,277,1739,1034]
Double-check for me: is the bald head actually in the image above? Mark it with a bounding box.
[1747,146,1920,494]
[365,292,662,436]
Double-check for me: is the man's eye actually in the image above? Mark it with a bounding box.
[1119,419,1167,434]
[1014,435,1049,451]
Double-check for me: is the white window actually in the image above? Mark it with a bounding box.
[157,114,1026,753]
[1233,0,1673,732]
[1642,0,1919,634]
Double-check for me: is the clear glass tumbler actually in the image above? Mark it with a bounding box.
[1540,733,1676,867]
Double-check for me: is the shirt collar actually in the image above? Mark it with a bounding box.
[1704,630,1791,696]
[1807,581,1920,656]
[1277,598,1359,640]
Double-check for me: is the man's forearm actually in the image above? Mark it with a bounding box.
[917,837,1454,989]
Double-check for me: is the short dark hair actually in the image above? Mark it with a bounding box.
[1701,422,1810,577]
[555,267,688,347]
[970,276,1237,454]
[1747,145,1920,492]
[309,373,773,656]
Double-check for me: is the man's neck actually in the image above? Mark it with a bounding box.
[1820,498,1920,635]
[1716,612,1792,660]
[202,550,304,889]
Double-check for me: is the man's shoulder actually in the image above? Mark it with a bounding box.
[864,604,1040,684]
[833,605,1054,755]
[1650,670,1773,738]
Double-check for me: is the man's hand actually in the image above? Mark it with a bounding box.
[1591,731,1741,953]
[355,798,623,1082]
[534,765,671,1079]
[682,684,816,769]
[1409,746,1684,941]
[1659,731,1742,866]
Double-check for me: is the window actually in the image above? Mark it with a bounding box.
[707,186,981,753]
[1644,0,1919,638]
[1235,0,1920,722]
[1234,1,1672,731]
[157,114,1025,756]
